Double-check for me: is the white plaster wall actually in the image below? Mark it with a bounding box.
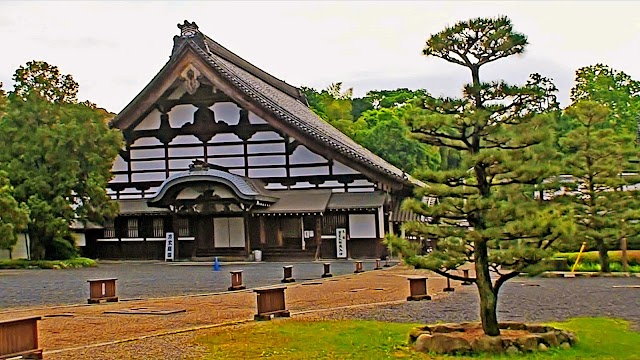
[111,155,128,172]
[247,143,285,154]
[248,155,286,166]
[248,168,286,178]
[333,161,360,175]
[248,111,268,124]
[290,146,327,164]
[131,137,163,147]
[168,104,197,128]
[130,148,164,160]
[133,109,161,130]
[209,133,242,143]
[290,166,330,177]
[208,144,244,155]
[210,102,241,125]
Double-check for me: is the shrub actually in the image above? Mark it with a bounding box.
[0,257,96,269]
[558,251,640,266]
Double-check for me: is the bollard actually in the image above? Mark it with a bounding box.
[228,270,246,291]
[383,256,391,267]
[374,258,382,270]
[281,265,295,283]
[87,278,118,304]
[461,269,473,286]
[254,287,290,321]
[443,277,455,292]
[354,260,364,273]
[321,263,333,278]
[407,277,431,301]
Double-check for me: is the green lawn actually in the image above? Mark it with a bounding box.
[197,318,639,359]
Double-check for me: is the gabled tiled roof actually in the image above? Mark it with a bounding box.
[174,33,413,186]
[114,21,419,188]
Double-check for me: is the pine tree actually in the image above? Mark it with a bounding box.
[558,101,640,272]
[391,17,573,336]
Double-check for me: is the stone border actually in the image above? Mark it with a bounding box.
[410,322,577,355]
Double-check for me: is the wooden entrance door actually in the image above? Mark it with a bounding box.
[195,216,214,253]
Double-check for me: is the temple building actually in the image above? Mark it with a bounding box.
[84,21,423,260]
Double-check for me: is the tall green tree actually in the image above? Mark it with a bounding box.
[0,61,122,259]
[392,17,571,336]
[355,107,440,173]
[0,86,30,254]
[570,64,640,137]
[0,171,30,254]
[557,101,640,272]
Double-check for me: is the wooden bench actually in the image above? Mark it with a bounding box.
[254,287,290,321]
[0,316,43,360]
[87,278,118,304]
[407,277,431,301]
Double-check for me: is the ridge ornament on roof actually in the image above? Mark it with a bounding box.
[178,20,199,38]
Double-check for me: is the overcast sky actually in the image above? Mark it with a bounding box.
[1,1,638,113]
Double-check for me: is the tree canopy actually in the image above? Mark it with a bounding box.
[391,16,571,336]
[557,100,640,272]
[302,85,441,173]
[0,61,122,259]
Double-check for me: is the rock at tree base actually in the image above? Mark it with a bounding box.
[410,322,576,355]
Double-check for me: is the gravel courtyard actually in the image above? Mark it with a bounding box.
[0,260,391,308]
[1,262,638,359]
[314,276,640,328]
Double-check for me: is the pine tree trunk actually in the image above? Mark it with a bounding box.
[475,240,500,336]
[597,240,610,273]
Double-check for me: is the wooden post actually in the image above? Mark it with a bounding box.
[281,265,295,283]
[383,256,391,267]
[374,258,382,270]
[314,216,322,260]
[354,260,364,273]
[0,316,43,360]
[87,278,118,304]
[254,287,290,321]
[462,269,473,285]
[321,263,333,278]
[443,277,455,292]
[407,277,431,301]
[621,237,629,272]
[228,270,246,291]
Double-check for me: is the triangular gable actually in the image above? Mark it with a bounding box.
[111,21,416,191]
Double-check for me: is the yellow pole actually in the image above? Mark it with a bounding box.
[571,242,587,273]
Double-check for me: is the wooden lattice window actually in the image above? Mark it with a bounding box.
[177,218,190,237]
[127,218,139,238]
[104,220,115,238]
[152,218,164,237]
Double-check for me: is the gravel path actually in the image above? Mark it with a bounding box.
[0,260,393,309]
[316,276,640,328]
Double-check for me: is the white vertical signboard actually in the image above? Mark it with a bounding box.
[165,232,175,261]
[336,228,347,258]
